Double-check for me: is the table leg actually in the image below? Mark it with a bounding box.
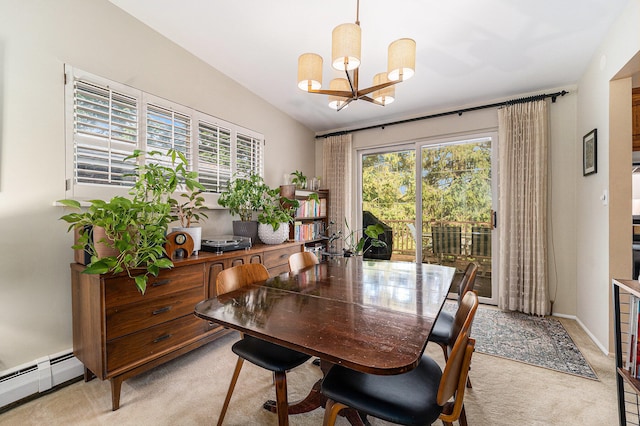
[262,360,366,426]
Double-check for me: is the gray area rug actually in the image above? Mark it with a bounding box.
[444,302,599,380]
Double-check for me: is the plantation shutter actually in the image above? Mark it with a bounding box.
[66,66,265,199]
[236,132,264,178]
[146,104,191,163]
[73,80,138,186]
[198,121,232,192]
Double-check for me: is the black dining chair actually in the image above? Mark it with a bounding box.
[321,291,479,426]
[215,263,311,426]
[429,262,478,359]
[428,262,478,387]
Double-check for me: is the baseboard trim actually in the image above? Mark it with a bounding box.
[0,350,83,411]
[575,317,610,356]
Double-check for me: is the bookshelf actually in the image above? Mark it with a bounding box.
[280,185,329,255]
[613,278,640,425]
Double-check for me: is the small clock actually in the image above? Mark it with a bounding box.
[164,231,194,259]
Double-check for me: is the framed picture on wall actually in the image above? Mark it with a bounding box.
[583,129,597,176]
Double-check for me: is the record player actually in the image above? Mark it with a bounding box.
[201,235,252,254]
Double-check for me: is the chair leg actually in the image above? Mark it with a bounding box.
[273,371,289,426]
[439,343,449,361]
[323,398,349,426]
[458,404,468,426]
[217,357,244,426]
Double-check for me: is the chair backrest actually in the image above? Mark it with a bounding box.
[216,263,270,296]
[431,225,462,255]
[471,226,491,257]
[456,262,478,304]
[437,291,478,421]
[449,290,479,348]
[288,251,319,273]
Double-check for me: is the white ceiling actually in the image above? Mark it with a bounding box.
[109,0,629,134]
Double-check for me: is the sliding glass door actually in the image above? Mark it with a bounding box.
[358,134,497,305]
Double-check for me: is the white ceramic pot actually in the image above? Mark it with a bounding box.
[171,226,202,254]
[258,223,289,245]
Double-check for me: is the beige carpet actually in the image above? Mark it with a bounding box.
[0,317,618,425]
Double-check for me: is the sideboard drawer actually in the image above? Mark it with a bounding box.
[263,245,301,269]
[104,264,204,308]
[106,286,203,340]
[106,314,206,373]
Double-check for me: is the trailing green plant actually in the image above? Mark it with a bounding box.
[257,187,300,231]
[217,173,269,221]
[59,149,200,294]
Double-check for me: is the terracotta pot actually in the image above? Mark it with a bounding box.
[74,225,119,265]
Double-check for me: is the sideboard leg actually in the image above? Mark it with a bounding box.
[110,377,123,411]
[83,367,95,382]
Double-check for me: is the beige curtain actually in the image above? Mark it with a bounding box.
[322,134,352,253]
[497,100,549,316]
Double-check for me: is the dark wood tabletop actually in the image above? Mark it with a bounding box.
[194,257,455,375]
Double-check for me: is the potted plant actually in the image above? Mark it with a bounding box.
[170,188,208,254]
[342,220,387,257]
[257,187,300,244]
[290,170,307,190]
[217,173,269,243]
[59,149,199,294]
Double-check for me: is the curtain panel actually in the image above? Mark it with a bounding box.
[497,100,550,316]
[322,134,352,254]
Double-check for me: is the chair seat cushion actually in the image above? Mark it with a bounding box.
[232,335,311,372]
[321,355,443,426]
[428,310,454,346]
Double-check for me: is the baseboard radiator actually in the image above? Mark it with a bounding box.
[0,350,83,409]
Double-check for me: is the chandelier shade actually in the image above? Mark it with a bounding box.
[373,73,395,106]
[328,78,351,110]
[297,53,323,91]
[332,23,361,71]
[388,38,416,82]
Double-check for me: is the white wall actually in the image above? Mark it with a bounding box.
[576,0,640,352]
[0,0,315,371]
[315,89,579,316]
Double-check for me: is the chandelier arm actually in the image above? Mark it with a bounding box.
[344,69,356,98]
[360,95,384,106]
[307,89,354,97]
[356,80,399,97]
[337,98,354,111]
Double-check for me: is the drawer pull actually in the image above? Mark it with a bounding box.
[152,306,172,315]
[152,279,171,287]
[153,334,172,343]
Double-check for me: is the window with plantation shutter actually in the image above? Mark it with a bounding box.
[236,132,264,178]
[146,103,191,171]
[198,121,232,192]
[65,65,264,201]
[73,80,138,186]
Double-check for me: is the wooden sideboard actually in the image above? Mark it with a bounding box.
[70,241,303,410]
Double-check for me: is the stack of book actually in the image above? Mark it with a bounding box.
[293,220,325,242]
[627,296,640,377]
[296,198,327,218]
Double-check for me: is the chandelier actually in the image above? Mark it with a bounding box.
[297,0,416,111]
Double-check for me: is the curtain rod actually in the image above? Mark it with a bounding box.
[315,90,569,139]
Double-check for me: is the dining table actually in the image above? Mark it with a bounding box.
[194,257,456,425]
